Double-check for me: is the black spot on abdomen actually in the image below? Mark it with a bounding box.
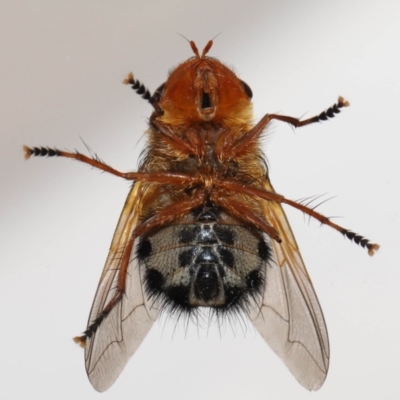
[137,238,152,259]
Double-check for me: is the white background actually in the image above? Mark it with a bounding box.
[1,1,398,399]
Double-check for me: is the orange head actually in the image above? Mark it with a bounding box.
[157,40,253,126]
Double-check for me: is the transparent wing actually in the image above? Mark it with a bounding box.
[83,182,159,392]
[249,178,329,391]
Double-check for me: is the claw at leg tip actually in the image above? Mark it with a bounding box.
[368,243,380,256]
[73,335,87,348]
[23,145,32,160]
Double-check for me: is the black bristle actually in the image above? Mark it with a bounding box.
[318,112,328,121]
[47,148,58,157]
[332,104,340,113]
[326,109,335,118]
[127,76,154,104]
[315,98,348,123]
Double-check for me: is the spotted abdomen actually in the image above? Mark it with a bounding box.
[137,207,271,314]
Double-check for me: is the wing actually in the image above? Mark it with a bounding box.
[249,178,329,391]
[82,182,159,392]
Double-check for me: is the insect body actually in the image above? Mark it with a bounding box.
[24,40,379,392]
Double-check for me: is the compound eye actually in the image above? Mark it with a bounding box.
[240,80,253,99]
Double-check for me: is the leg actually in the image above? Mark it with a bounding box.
[73,234,135,346]
[210,190,281,243]
[123,72,152,104]
[216,97,349,160]
[217,180,379,256]
[73,191,207,346]
[133,191,206,237]
[152,121,205,159]
[23,145,198,185]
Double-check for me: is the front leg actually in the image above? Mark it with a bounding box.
[215,97,349,161]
